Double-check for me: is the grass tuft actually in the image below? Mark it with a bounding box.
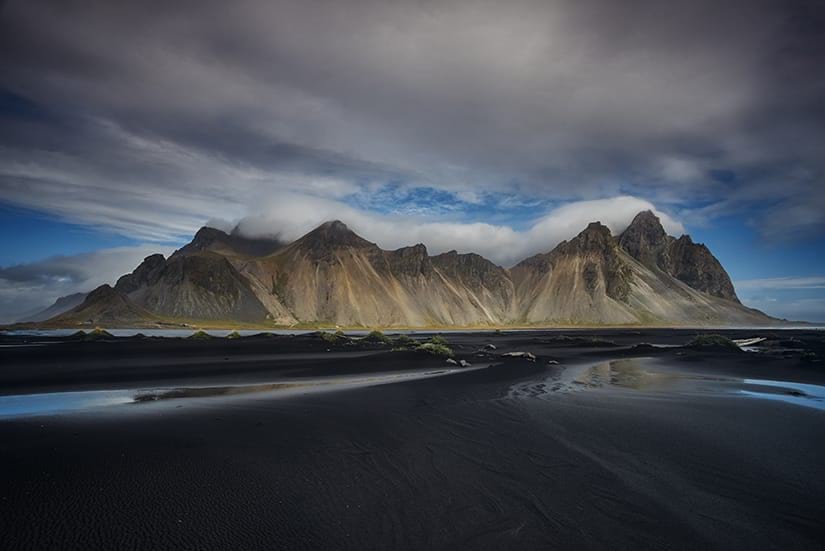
[363,330,390,344]
[415,342,454,358]
[687,334,740,351]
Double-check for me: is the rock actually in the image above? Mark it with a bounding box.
[446,358,458,365]
[459,359,471,367]
[547,360,559,365]
[503,351,537,362]
[485,343,497,350]
[619,211,739,302]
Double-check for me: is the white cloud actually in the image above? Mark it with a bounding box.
[0,194,683,322]
[734,276,825,290]
[741,297,825,323]
[235,194,681,266]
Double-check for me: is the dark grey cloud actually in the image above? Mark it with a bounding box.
[0,0,824,241]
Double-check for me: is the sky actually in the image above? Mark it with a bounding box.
[0,0,824,322]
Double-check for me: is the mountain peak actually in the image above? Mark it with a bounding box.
[320,219,349,231]
[625,210,667,239]
[574,221,614,249]
[194,225,229,240]
[619,210,670,265]
[176,225,283,258]
[630,209,662,225]
[297,220,376,254]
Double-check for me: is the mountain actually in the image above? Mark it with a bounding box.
[17,292,88,322]
[51,285,156,326]
[240,221,515,326]
[43,214,775,327]
[618,211,739,302]
[172,226,284,258]
[113,251,271,322]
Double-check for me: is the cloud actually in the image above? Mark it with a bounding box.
[740,297,825,323]
[0,0,823,242]
[233,194,682,266]
[0,244,175,323]
[734,275,825,321]
[735,276,825,290]
[0,193,681,321]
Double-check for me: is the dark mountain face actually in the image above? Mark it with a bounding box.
[385,244,433,277]
[291,220,378,261]
[44,212,766,327]
[113,251,270,322]
[55,285,153,325]
[549,222,633,302]
[431,251,510,292]
[174,226,284,258]
[619,211,740,303]
[618,210,673,267]
[663,236,739,302]
[115,254,166,294]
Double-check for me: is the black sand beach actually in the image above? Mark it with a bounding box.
[1,329,824,550]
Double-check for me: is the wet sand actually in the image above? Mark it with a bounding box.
[1,329,824,549]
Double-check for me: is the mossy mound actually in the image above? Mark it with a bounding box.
[363,330,390,344]
[188,330,213,340]
[415,342,454,358]
[545,335,618,348]
[687,334,741,351]
[226,331,242,339]
[317,331,342,343]
[393,334,416,349]
[428,335,449,346]
[85,327,114,340]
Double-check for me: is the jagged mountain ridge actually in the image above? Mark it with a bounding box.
[618,210,739,302]
[54,212,774,327]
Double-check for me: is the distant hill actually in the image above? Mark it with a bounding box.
[17,292,88,323]
[44,212,776,328]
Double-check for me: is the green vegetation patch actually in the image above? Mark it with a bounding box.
[84,327,114,340]
[188,330,213,340]
[687,334,740,351]
[415,342,454,358]
[363,330,390,344]
[226,331,242,339]
[393,334,416,349]
[428,334,449,346]
[318,330,348,344]
[544,335,617,347]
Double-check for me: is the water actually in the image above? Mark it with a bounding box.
[740,379,825,411]
[0,389,134,418]
[0,366,485,419]
[510,357,825,412]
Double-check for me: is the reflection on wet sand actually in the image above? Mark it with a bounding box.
[0,367,479,419]
[133,382,306,402]
[571,357,680,390]
[511,357,825,412]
